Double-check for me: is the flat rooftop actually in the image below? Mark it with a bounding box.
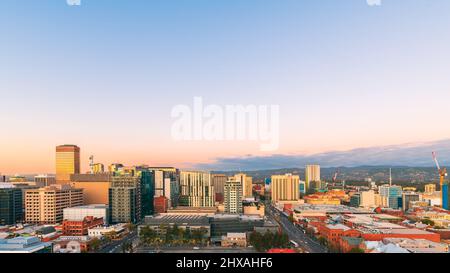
[293,204,373,214]
[65,204,108,209]
[144,215,210,226]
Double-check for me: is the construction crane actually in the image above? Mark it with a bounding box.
[432,151,448,210]
[331,169,345,190]
[332,169,339,183]
[432,152,447,190]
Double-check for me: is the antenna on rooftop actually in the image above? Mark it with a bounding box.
[89,155,94,174]
[389,168,392,186]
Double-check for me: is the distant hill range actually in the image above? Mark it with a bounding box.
[213,166,440,184]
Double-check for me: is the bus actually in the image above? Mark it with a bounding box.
[290,240,299,248]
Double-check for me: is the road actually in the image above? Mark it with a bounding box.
[98,232,138,253]
[265,203,327,253]
[136,246,257,253]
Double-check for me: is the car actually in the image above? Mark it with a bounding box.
[193,247,200,250]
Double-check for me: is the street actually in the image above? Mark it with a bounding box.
[98,232,139,253]
[265,203,327,253]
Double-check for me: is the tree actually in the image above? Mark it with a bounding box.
[121,241,133,253]
[421,219,435,226]
[89,238,101,252]
[318,236,327,246]
[139,226,157,246]
[288,214,295,223]
[349,248,365,253]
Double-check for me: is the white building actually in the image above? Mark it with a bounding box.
[63,204,109,225]
[224,179,243,214]
[88,224,126,238]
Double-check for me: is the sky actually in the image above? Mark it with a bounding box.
[1,0,450,174]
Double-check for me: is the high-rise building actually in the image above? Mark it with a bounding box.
[153,170,165,198]
[425,184,436,194]
[34,175,56,187]
[234,173,253,198]
[305,165,320,193]
[379,185,403,209]
[299,181,306,195]
[179,171,214,207]
[402,192,420,212]
[70,173,110,205]
[108,173,142,224]
[224,178,243,214]
[56,145,80,183]
[442,183,449,210]
[0,183,23,225]
[360,190,376,208]
[212,174,227,195]
[350,193,361,207]
[147,167,179,207]
[25,184,83,224]
[270,174,300,202]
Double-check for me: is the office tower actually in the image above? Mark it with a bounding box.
[305,165,320,193]
[379,185,403,209]
[34,175,56,187]
[0,174,5,182]
[56,145,80,183]
[140,170,155,217]
[360,190,376,208]
[234,173,253,198]
[350,193,361,207]
[0,183,23,225]
[212,174,227,198]
[148,167,179,207]
[299,181,306,194]
[179,171,214,207]
[25,184,83,224]
[270,174,300,202]
[108,173,142,224]
[70,173,111,205]
[402,192,420,212]
[442,183,449,210]
[425,184,436,194]
[153,170,165,197]
[224,178,243,214]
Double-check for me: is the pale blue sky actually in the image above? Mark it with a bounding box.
[1,0,450,173]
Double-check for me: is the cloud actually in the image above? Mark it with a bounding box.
[194,139,450,171]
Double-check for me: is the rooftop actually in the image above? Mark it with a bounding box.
[0,236,52,253]
[325,224,351,231]
[144,215,210,226]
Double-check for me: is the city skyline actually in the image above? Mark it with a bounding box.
[2,1,450,174]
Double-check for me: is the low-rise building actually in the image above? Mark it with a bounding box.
[62,216,104,236]
[0,236,52,253]
[63,204,109,225]
[140,214,211,237]
[88,224,126,238]
[221,232,247,247]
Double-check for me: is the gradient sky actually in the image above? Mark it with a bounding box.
[2,0,450,174]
